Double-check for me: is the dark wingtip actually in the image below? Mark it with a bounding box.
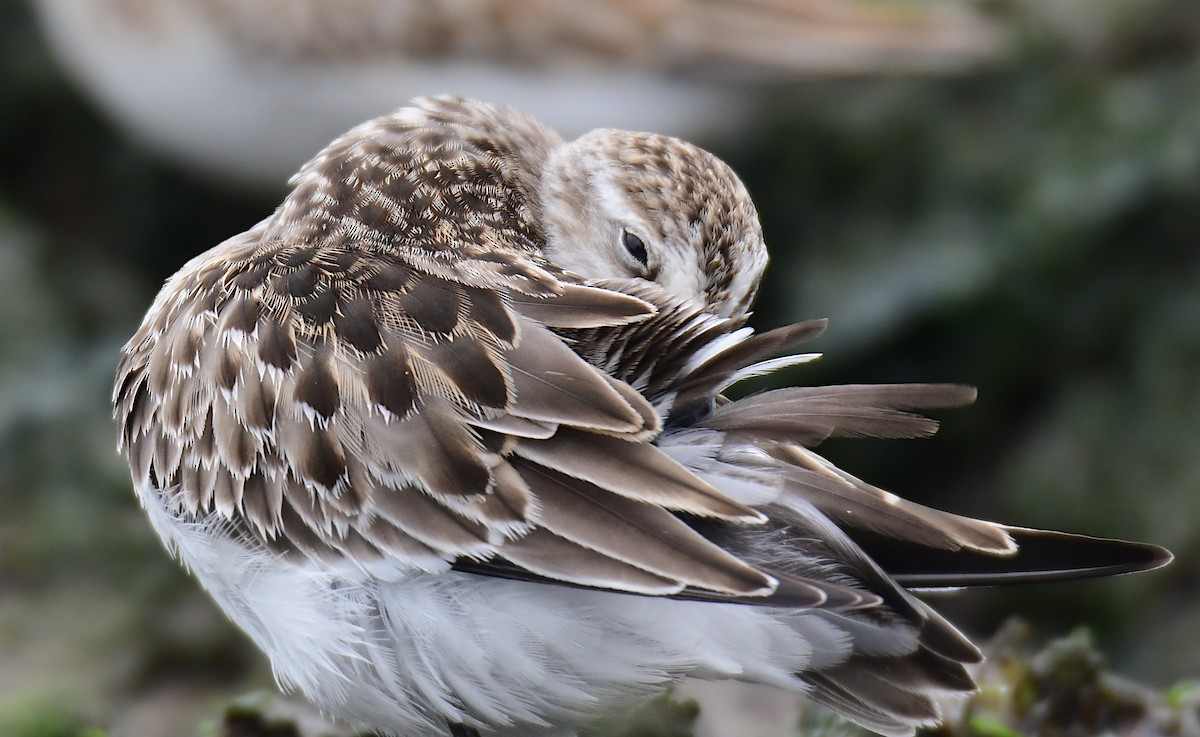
[1150,545,1176,569]
[865,525,1173,588]
[998,526,1174,579]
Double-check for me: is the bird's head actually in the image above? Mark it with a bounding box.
[539,129,768,318]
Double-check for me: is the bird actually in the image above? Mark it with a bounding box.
[113,95,1170,737]
[38,0,1003,189]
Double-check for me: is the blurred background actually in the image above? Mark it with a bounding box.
[0,0,1197,735]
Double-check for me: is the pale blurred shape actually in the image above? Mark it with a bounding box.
[36,0,1004,189]
[677,679,803,737]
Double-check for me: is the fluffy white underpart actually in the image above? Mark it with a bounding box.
[136,474,857,737]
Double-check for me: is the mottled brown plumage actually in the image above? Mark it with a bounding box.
[114,96,1169,737]
[115,98,780,602]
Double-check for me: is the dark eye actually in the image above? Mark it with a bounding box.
[622,230,648,267]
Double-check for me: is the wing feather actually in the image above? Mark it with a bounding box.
[511,460,774,596]
[496,528,685,596]
[504,320,652,434]
[700,384,977,443]
[508,282,657,328]
[771,443,1016,555]
[515,428,761,522]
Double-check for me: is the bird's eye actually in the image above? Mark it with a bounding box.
[622,230,648,268]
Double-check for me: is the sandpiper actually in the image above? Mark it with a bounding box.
[114,96,1169,737]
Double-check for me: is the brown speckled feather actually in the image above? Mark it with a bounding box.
[114,98,777,602]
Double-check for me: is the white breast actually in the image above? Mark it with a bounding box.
[135,477,852,736]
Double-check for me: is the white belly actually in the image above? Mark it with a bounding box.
[137,481,847,736]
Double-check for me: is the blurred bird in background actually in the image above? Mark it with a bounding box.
[35,0,1002,188]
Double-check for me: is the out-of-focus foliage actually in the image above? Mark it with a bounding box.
[201,690,699,737]
[581,691,700,737]
[0,0,1196,734]
[797,621,1200,737]
[0,698,109,737]
[946,621,1200,737]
